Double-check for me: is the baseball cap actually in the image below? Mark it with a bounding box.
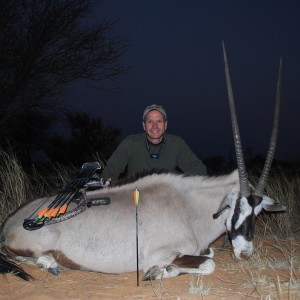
[143,104,167,121]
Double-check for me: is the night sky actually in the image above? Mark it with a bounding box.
[64,0,300,160]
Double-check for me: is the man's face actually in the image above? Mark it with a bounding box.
[143,110,167,144]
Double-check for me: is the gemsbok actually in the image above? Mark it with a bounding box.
[0,43,286,281]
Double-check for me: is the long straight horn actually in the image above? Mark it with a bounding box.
[222,41,250,197]
[254,58,282,197]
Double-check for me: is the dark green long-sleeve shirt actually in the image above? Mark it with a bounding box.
[102,133,207,182]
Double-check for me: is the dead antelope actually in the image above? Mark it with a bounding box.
[0,43,286,280]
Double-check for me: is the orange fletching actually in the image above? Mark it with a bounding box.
[37,207,48,218]
[45,207,54,218]
[51,207,60,218]
[59,204,68,215]
[134,187,139,205]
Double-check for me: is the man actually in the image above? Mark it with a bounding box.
[101,104,207,183]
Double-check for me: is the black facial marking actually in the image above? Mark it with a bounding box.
[229,194,263,242]
[247,194,263,208]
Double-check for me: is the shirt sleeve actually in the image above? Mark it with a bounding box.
[176,138,207,175]
[101,138,129,182]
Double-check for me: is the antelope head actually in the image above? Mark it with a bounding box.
[215,42,286,260]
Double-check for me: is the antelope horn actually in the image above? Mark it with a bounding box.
[222,41,250,197]
[254,58,282,197]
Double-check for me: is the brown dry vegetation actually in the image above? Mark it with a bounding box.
[0,150,300,299]
[0,233,299,299]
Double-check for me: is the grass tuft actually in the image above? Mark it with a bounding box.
[0,150,76,227]
[188,275,211,296]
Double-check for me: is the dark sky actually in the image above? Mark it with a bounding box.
[64,0,300,160]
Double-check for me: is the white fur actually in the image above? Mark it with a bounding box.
[1,170,273,277]
[235,196,252,230]
[37,255,59,269]
[232,235,253,260]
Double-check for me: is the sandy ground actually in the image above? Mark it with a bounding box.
[1,236,299,300]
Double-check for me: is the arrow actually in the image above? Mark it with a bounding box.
[134,187,140,287]
[28,162,101,227]
[134,187,139,205]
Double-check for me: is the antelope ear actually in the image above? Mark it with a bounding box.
[262,196,287,212]
[213,193,233,219]
[213,205,230,219]
[263,203,287,212]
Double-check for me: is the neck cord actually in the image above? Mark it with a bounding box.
[145,137,165,159]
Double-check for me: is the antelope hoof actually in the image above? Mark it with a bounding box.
[36,255,59,274]
[143,265,163,280]
[48,267,60,276]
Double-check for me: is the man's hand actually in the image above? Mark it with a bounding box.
[100,178,111,187]
[85,175,111,188]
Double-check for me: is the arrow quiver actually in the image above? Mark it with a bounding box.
[23,162,108,231]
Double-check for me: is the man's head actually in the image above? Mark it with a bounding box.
[143,104,167,121]
[142,104,167,144]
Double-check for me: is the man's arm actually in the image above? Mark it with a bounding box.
[177,138,207,175]
[101,139,129,183]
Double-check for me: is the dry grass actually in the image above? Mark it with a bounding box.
[252,170,300,298]
[209,234,300,299]
[0,150,299,299]
[243,237,299,299]
[188,275,211,296]
[0,150,76,227]
[211,169,300,299]
[187,169,300,299]
[253,169,300,235]
[0,150,30,224]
